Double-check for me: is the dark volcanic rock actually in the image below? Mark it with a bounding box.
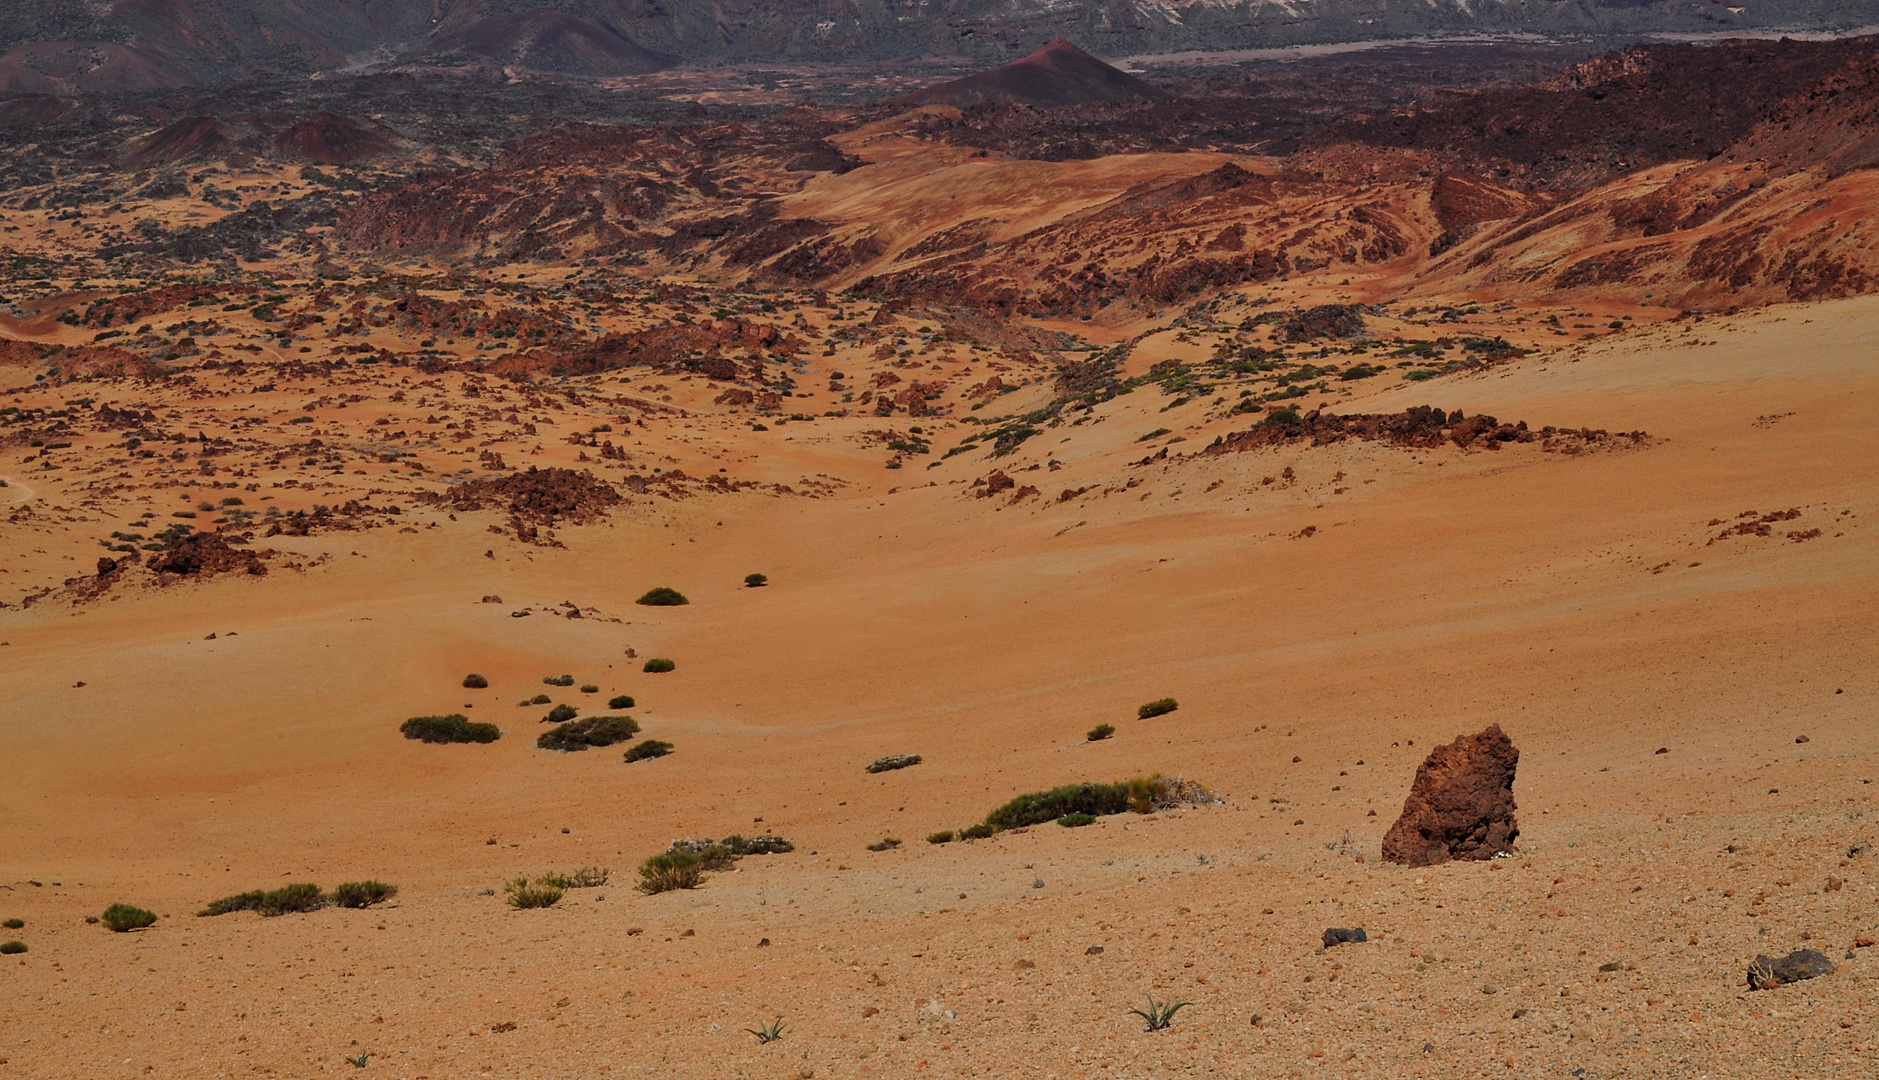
[1381,724,1519,868]
[147,532,269,578]
[893,39,1168,110]
[1747,949,1836,990]
[1323,927,1368,947]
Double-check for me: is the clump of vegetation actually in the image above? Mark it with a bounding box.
[982,776,1216,832]
[1130,995,1191,1032]
[401,714,500,744]
[637,851,703,894]
[865,754,922,773]
[538,715,640,751]
[1059,812,1098,828]
[257,883,325,916]
[101,904,158,932]
[544,674,575,686]
[521,693,552,706]
[1,918,22,929]
[198,890,266,916]
[746,1017,785,1043]
[542,703,578,724]
[636,587,689,606]
[462,673,489,689]
[564,866,609,888]
[504,877,564,908]
[331,881,397,908]
[1087,724,1116,742]
[926,830,956,845]
[623,739,673,762]
[744,573,769,588]
[960,823,995,840]
[643,658,676,673]
[866,837,903,851]
[0,941,25,954]
[607,694,635,709]
[1137,697,1179,719]
[579,684,599,694]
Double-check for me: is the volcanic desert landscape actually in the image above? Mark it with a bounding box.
[1,2,1877,1077]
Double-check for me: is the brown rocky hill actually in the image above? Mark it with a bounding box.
[890,39,1167,110]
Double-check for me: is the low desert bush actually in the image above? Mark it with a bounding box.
[538,715,640,751]
[643,658,676,673]
[543,703,578,724]
[101,904,157,932]
[198,890,266,916]
[623,739,673,762]
[1,918,22,929]
[521,693,551,706]
[0,941,24,954]
[637,851,703,894]
[401,714,500,744]
[1137,697,1179,719]
[926,831,956,845]
[565,866,609,888]
[865,754,921,773]
[607,694,635,710]
[986,782,1132,831]
[960,823,995,840]
[504,877,564,909]
[1058,812,1097,828]
[744,573,768,588]
[331,881,397,908]
[256,883,325,916]
[636,587,689,606]
[580,684,599,694]
[462,673,488,688]
[713,835,794,856]
[544,674,575,687]
[866,837,902,851]
[1087,724,1115,742]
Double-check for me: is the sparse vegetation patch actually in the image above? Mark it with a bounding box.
[983,775,1215,832]
[101,904,157,932]
[623,739,673,762]
[1137,697,1179,719]
[401,714,500,743]
[537,714,640,751]
[1087,724,1116,741]
[331,881,397,908]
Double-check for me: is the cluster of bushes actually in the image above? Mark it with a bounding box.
[928,776,1215,840]
[200,880,396,917]
[623,739,672,762]
[865,754,921,774]
[401,714,499,744]
[504,866,608,909]
[543,674,575,687]
[538,715,640,751]
[639,836,793,894]
[1,919,25,953]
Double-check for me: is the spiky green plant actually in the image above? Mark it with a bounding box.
[745,1017,785,1043]
[1129,995,1191,1032]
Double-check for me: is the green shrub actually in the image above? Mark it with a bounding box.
[579,684,599,694]
[401,714,500,744]
[866,837,902,851]
[607,694,635,709]
[1137,697,1179,719]
[538,715,640,752]
[1,918,21,929]
[101,904,157,932]
[744,573,768,587]
[637,851,703,894]
[504,877,564,909]
[960,823,995,840]
[623,739,673,762]
[565,866,609,888]
[543,674,575,687]
[1087,724,1115,742]
[331,881,397,908]
[865,754,921,773]
[521,693,552,706]
[0,940,24,954]
[926,831,955,845]
[985,782,1132,831]
[198,890,266,917]
[462,673,488,688]
[1058,812,1097,828]
[714,835,793,856]
[256,883,324,916]
[643,658,676,673]
[636,587,689,607]
[543,703,578,724]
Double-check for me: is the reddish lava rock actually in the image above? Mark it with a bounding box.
[1381,724,1520,867]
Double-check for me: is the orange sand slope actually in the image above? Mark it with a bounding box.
[1,296,1876,1077]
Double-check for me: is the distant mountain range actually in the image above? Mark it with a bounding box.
[2,0,1876,87]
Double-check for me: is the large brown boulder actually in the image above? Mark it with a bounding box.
[1381,725,1519,867]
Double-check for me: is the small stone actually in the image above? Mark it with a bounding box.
[1323,927,1367,947]
[757,938,770,947]
[1482,984,1498,995]
[1085,945,1104,955]
[1511,1008,1528,1019]
[1598,961,1622,972]
[1795,735,1810,743]
[1654,747,1668,755]
[1747,948,1836,990]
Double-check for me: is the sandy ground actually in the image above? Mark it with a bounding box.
[1,291,1877,1079]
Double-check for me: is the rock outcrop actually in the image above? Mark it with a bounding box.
[1382,724,1519,867]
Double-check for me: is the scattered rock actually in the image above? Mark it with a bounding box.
[481,594,503,603]
[1795,735,1810,744]
[1323,927,1367,947]
[1085,945,1104,955]
[1598,961,1623,972]
[1382,724,1520,867]
[148,531,271,579]
[1747,948,1835,990]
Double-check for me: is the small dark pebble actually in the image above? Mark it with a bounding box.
[1796,735,1810,744]
[1512,1008,1528,1020]
[1599,961,1622,972]
[1655,747,1669,755]
[757,938,770,947]
[1085,945,1104,955]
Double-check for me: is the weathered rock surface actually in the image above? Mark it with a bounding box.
[1747,949,1836,990]
[1382,724,1519,867]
